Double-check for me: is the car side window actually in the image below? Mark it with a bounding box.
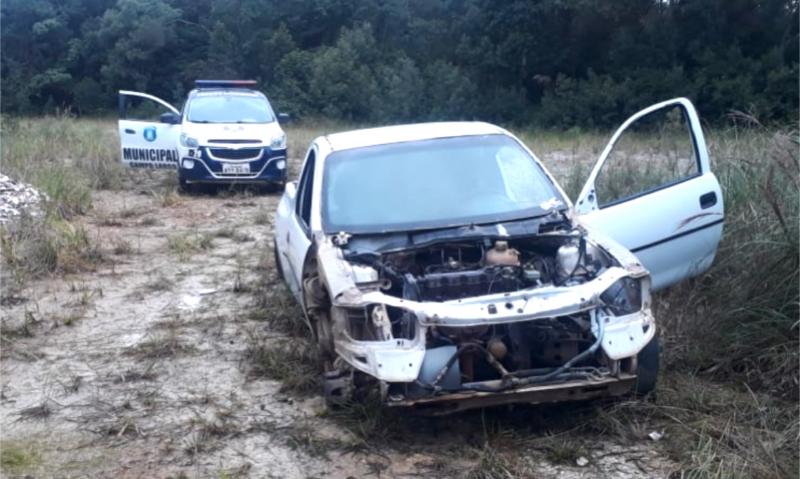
[296,150,316,228]
[595,104,700,208]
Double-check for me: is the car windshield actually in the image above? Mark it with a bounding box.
[322,134,565,234]
[187,93,274,123]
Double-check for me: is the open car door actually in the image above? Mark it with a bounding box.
[575,98,724,291]
[117,91,181,169]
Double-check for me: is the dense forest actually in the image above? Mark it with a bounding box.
[2,0,798,127]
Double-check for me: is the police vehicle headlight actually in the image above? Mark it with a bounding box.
[182,158,195,169]
[276,160,286,170]
[270,133,287,150]
[180,133,199,148]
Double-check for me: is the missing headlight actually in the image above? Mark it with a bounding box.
[600,277,642,315]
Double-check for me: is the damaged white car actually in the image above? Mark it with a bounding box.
[273,98,723,414]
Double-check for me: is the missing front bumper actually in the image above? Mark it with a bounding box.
[387,374,637,415]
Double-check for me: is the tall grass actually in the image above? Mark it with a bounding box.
[0,115,118,289]
[1,115,124,215]
[537,123,799,478]
[657,126,799,398]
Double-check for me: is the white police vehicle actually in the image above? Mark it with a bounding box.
[117,80,289,191]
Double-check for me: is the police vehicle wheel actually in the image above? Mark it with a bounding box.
[178,176,193,194]
[263,181,284,194]
[634,334,659,395]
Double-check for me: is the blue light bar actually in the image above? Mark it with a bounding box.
[194,80,257,88]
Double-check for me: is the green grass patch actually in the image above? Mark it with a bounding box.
[0,441,41,474]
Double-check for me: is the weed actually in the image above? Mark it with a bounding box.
[61,312,82,326]
[282,419,350,458]
[242,331,321,395]
[111,237,133,255]
[126,330,195,359]
[98,217,124,227]
[152,188,182,208]
[119,206,149,219]
[0,441,41,474]
[138,216,160,226]
[1,215,103,285]
[16,399,55,421]
[540,437,588,465]
[466,447,522,479]
[0,310,40,340]
[141,273,174,292]
[253,208,271,225]
[167,232,213,259]
[233,231,254,243]
[213,226,235,238]
[112,366,158,384]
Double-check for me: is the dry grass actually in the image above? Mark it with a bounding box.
[126,329,196,360]
[241,329,321,395]
[1,215,103,292]
[166,231,213,259]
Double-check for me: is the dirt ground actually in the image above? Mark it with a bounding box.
[1,171,679,478]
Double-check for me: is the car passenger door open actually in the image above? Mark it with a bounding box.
[575,98,724,291]
[117,91,181,169]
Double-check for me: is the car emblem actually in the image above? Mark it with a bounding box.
[143,126,157,142]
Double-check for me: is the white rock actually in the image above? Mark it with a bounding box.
[0,173,45,224]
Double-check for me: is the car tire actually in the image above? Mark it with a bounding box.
[178,174,193,194]
[273,238,285,282]
[635,334,659,395]
[263,181,284,194]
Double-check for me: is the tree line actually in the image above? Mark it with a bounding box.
[2,0,797,127]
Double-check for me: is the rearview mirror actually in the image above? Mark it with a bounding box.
[277,112,292,124]
[160,112,181,124]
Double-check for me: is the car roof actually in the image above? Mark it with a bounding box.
[323,122,506,151]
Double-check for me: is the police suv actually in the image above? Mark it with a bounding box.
[117,80,289,191]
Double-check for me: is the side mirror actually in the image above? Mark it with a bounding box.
[277,112,292,124]
[284,180,298,200]
[160,112,181,124]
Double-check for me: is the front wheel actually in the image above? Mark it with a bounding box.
[178,173,194,194]
[635,334,660,395]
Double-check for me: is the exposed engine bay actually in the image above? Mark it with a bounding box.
[331,231,645,404]
[375,234,605,302]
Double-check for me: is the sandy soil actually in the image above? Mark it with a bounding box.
[1,173,678,478]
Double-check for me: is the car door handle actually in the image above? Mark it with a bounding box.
[124,128,136,134]
[700,191,717,209]
[286,232,291,244]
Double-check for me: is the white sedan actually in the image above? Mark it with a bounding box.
[273,98,723,413]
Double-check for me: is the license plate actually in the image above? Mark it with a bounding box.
[222,163,250,174]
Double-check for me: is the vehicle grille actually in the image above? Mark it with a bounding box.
[207,148,263,160]
[208,139,261,144]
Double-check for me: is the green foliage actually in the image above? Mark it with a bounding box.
[1,0,796,126]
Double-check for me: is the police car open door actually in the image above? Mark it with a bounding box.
[118,91,181,169]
